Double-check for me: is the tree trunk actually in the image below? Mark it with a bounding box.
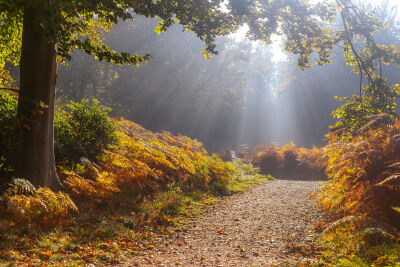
[16,7,61,189]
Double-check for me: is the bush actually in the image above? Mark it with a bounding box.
[0,95,118,169]
[233,159,268,180]
[55,98,117,165]
[247,142,327,179]
[330,81,399,139]
[209,157,235,196]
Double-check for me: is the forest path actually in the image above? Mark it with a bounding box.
[122,180,326,266]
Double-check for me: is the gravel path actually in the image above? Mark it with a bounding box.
[122,180,325,266]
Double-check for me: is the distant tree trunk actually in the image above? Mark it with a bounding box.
[16,7,61,189]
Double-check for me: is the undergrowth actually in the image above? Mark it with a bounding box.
[234,142,327,180]
[0,98,272,266]
[314,216,400,266]
[55,98,118,165]
[62,118,239,208]
[315,118,400,266]
[0,160,271,266]
[317,120,400,226]
[228,159,274,193]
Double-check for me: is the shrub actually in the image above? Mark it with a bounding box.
[209,157,235,196]
[233,159,269,179]
[248,142,327,179]
[318,215,400,266]
[330,81,399,139]
[54,98,117,165]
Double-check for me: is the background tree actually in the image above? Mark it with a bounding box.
[329,0,400,137]
[2,0,399,189]
[57,17,273,151]
[0,0,237,188]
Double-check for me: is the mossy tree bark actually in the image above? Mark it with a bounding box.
[16,7,61,189]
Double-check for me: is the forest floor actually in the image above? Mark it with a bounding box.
[121,180,327,267]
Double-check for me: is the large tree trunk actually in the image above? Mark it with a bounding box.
[16,8,61,189]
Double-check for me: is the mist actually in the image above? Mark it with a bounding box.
[57,5,400,152]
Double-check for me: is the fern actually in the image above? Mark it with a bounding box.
[318,119,400,226]
[387,162,400,170]
[249,142,326,179]
[6,178,36,196]
[63,118,236,206]
[4,186,78,225]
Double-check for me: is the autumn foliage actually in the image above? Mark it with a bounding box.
[318,120,400,226]
[238,142,327,180]
[2,179,77,226]
[0,99,273,265]
[63,118,236,207]
[0,110,238,225]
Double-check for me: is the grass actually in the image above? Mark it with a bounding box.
[313,178,400,266]
[227,172,274,193]
[0,162,273,266]
[313,216,400,267]
[318,242,400,266]
[228,159,275,193]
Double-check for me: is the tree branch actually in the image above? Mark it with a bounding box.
[336,0,375,89]
[0,87,19,93]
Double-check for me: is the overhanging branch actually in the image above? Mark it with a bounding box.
[336,0,376,89]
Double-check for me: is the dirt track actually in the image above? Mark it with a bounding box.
[121,180,325,266]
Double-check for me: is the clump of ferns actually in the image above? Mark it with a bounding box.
[320,120,400,225]
[63,119,237,207]
[1,178,78,225]
[5,178,37,196]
